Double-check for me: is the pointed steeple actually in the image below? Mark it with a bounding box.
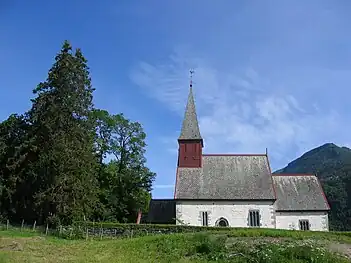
[178,78,203,145]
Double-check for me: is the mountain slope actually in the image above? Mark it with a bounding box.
[274,143,351,231]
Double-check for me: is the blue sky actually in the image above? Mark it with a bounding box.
[1,0,351,198]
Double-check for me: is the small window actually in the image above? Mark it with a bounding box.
[299,220,310,231]
[201,211,208,226]
[248,210,260,227]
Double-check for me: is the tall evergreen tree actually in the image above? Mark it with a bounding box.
[0,114,34,222]
[26,41,99,225]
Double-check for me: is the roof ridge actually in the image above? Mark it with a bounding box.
[203,153,267,156]
[273,173,316,177]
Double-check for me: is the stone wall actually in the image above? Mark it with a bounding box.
[176,200,276,228]
[62,223,216,239]
[275,211,329,231]
[84,225,175,238]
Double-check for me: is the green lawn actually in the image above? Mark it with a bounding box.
[0,229,351,262]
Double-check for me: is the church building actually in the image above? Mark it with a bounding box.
[146,81,330,231]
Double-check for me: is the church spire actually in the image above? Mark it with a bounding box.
[178,70,203,145]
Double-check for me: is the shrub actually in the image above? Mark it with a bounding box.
[57,221,351,244]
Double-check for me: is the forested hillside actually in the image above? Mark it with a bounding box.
[275,143,351,231]
[0,41,155,226]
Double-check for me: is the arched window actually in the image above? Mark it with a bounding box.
[216,217,229,227]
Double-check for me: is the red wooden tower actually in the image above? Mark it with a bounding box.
[177,72,203,168]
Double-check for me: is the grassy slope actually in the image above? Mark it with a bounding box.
[0,229,351,263]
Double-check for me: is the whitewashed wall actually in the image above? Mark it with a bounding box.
[275,211,329,231]
[176,200,275,228]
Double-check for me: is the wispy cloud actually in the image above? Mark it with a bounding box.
[130,52,349,169]
[130,0,351,171]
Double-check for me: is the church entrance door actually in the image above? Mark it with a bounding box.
[216,217,229,227]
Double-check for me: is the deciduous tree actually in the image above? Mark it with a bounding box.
[92,110,155,222]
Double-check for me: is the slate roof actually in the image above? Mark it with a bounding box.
[175,154,276,200]
[178,87,203,142]
[143,199,176,224]
[272,174,330,211]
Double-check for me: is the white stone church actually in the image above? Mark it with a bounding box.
[145,83,330,232]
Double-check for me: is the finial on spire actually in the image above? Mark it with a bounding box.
[189,69,195,88]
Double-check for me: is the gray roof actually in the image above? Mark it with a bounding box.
[178,87,203,141]
[175,155,276,200]
[272,175,330,211]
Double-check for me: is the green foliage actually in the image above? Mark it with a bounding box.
[0,40,155,227]
[91,109,155,222]
[191,233,227,257]
[0,114,34,222]
[143,233,349,263]
[275,143,351,231]
[24,40,99,225]
[61,221,351,244]
[221,239,349,263]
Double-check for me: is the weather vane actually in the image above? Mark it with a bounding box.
[189,69,195,87]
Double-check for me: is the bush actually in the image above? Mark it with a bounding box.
[66,221,232,239]
[57,221,351,243]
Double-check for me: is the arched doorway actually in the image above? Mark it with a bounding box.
[216,217,229,227]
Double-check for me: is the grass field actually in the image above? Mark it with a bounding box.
[0,228,351,262]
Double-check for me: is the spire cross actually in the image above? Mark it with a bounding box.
[189,69,195,87]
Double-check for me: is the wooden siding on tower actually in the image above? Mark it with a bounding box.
[178,141,202,168]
